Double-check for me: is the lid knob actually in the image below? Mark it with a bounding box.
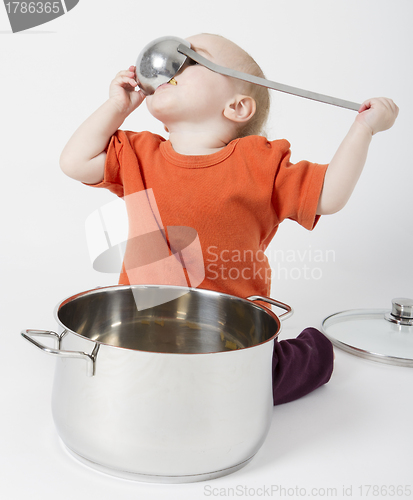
[385,298,413,326]
[391,298,413,319]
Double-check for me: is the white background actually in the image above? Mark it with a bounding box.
[1,1,412,499]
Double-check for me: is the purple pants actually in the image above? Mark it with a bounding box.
[272,328,334,405]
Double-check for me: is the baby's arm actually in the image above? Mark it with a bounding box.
[316,97,399,215]
[60,66,145,184]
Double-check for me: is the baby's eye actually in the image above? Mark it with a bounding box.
[187,58,198,66]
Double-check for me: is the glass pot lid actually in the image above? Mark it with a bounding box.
[321,298,413,367]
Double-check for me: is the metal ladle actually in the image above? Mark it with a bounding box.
[136,36,361,111]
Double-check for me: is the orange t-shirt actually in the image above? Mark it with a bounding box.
[90,131,327,299]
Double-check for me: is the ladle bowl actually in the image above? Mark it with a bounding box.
[135,36,360,110]
[135,36,190,96]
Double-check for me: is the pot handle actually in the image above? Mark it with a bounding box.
[246,296,293,320]
[21,329,98,377]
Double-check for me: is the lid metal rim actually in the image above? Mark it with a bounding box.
[321,309,413,368]
[322,334,413,367]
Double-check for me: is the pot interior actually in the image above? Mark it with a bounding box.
[57,286,280,354]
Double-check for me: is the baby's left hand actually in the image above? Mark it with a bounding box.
[356,97,399,135]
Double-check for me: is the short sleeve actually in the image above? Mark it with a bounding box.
[84,130,146,197]
[83,131,126,197]
[272,147,328,230]
[84,130,163,198]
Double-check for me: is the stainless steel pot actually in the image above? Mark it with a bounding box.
[22,285,292,483]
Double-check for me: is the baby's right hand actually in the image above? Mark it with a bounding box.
[109,66,146,115]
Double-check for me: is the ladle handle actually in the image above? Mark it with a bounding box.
[178,45,361,111]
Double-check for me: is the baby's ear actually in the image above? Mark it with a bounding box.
[223,95,256,124]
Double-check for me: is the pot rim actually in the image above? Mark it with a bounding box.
[53,284,283,355]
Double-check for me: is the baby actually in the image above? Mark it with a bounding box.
[60,33,398,405]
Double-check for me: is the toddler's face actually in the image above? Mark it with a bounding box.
[146,34,241,130]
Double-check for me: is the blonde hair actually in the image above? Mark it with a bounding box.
[234,56,271,138]
[213,35,271,138]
